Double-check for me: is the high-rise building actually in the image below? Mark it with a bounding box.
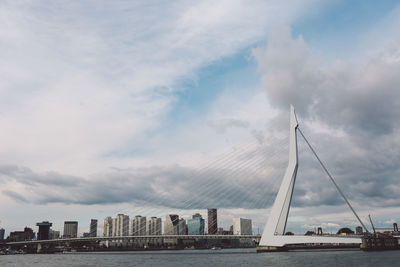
[131,215,146,236]
[36,221,52,240]
[178,218,187,235]
[104,216,113,237]
[90,219,98,237]
[233,218,252,235]
[111,214,129,236]
[111,217,118,236]
[0,228,4,240]
[208,208,218,234]
[164,214,179,235]
[63,221,78,238]
[188,213,205,235]
[146,217,162,235]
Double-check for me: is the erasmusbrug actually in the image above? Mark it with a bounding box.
[257,105,366,252]
[3,106,369,252]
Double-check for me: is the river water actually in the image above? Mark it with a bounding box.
[1,248,399,266]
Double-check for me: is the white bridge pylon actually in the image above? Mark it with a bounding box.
[258,105,362,248]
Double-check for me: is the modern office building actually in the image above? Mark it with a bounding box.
[90,219,98,237]
[63,221,78,238]
[0,228,5,240]
[131,215,146,236]
[164,214,179,235]
[233,218,252,235]
[36,221,52,240]
[208,208,218,234]
[178,218,187,235]
[188,213,205,235]
[146,217,162,235]
[104,216,113,237]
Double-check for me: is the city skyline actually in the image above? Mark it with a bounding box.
[1,0,400,238]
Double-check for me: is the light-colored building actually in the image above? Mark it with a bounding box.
[131,215,146,236]
[111,218,118,236]
[233,218,252,235]
[164,214,179,235]
[146,217,162,235]
[114,214,129,236]
[104,216,113,237]
[63,221,78,238]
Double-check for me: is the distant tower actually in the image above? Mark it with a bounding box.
[146,217,162,235]
[90,219,98,237]
[188,214,205,235]
[63,221,78,238]
[104,217,113,237]
[164,214,179,235]
[36,221,52,240]
[131,215,146,236]
[208,208,218,235]
[0,228,5,240]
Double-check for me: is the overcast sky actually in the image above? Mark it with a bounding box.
[1,0,400,236]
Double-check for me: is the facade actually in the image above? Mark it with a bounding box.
[9,227,34,242]
[217,227,232,235]
[356,226,363,235]
[36,221,52,240]
[187,213,205,235]
[233,218,252,235]
[207,208,218,234]
[90,219,98,237]
[49,229,60,239]
[146,217,162,235]
[112,214,129,236]
[111,218,118,236]
[63,221,78,238]
[164,214,179,235]
[178,218,187,235]
[0,228,4,240]
[131,215,146,236]
[104,216,113,237]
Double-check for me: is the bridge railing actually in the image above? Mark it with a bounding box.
[4,234,262,245]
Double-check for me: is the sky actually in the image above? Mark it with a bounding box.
[1,0,400,236]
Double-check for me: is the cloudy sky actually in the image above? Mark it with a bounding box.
[1,0,400,236]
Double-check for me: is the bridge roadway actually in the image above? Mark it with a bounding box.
[4,235,261,246]
[4,234,368,246]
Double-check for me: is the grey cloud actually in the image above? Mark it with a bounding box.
[0,165,81,187]
[251,26,400,211]
[3,190,28,203]
[0,140,288,209]
[253,27,400,137]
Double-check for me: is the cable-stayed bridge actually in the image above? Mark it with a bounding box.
[2,106,369,252]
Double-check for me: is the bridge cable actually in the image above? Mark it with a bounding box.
[297,127,369,233]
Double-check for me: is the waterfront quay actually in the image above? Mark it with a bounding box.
[1,235,260,254]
